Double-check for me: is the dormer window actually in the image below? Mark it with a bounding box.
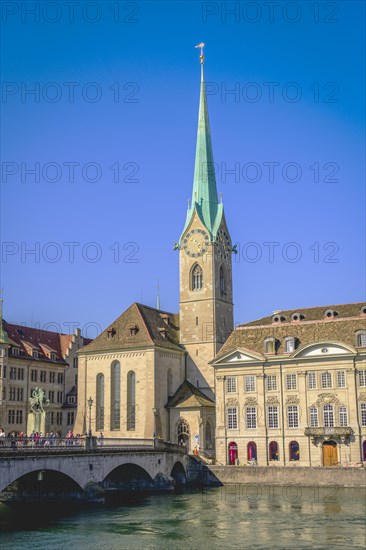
[361,305,366,316]
[264,337,276,354]
[272,314,286,323]
[158,327,168,338]
[284,337,296,353]
[32,350,39,359]
[12,347,20,356]
[67,396,75,404]
[291,312,303,322]
[50,352,57,361]
[129,325,139,336]
[107,328,116,338]
[356,330,366,348]
[324,309,337,318]
[160,314,171,326]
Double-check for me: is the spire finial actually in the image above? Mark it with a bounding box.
[195,42,205,65]
[156,280,161,311]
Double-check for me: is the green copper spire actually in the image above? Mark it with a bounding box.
[180,44,223,242]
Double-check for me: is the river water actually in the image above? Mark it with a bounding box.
[0,486,365,549]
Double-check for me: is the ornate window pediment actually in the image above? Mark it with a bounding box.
[293,342,355,358]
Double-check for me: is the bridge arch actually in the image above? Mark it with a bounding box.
[170,461,187,486]
[103,462,154,489]
[1,468,83,498]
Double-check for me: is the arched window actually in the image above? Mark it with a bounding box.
[177,418,190,449]
[191,264,203,291]
[356,330,366,348]
[228,441,238,465]
[247,441,257,461]
[323,404,334,428]
[219,266,225,294]
[289,441,300,461]
[96,373,104,431]
[167,369,173,399]
[127,370,136,430]
[363,440,366,461]
[110,361,120,430]
[269,441,279,461]
[205,420,213,450]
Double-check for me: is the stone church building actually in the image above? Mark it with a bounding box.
[74,55,366,466]
[74,57,232,453]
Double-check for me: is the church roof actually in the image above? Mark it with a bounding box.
[180,64,224,241]
[166,380,215,409]
[78,303,182,354]
[215,302,366,360]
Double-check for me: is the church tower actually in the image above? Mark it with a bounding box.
[178,46,234,398]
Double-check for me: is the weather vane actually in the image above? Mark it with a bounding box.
[195,42,205,64]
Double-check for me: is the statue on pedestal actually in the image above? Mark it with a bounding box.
[27,388,50,434]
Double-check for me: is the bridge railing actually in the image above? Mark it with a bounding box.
[0,437,187,455]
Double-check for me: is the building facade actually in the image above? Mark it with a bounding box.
[0,316,89,436]
[212,303,366,466]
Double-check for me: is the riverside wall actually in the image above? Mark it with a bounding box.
[204,465,366,487]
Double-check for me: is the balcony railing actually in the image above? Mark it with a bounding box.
[304,426,354,438]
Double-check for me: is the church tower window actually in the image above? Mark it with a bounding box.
[192,264,203,291]
[219,266,225,294]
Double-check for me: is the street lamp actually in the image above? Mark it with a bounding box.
[87,397,93,436]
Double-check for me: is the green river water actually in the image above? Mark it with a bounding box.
[0,485,365,549]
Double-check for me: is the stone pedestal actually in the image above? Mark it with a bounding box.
[27,410,46,434]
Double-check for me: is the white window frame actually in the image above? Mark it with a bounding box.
[323,404,334,427]
[245,375,256,393]
[287,405,299,428]
[246,407,257,429]
[266,375,277,392]
[268,406,279,429]
[321,372,332,389]
[337,371,346,388]
[310,406,318,427]
[360,403,366,427]
[339,406,348,427]
[227,407,238,430]
[359,370,366,387]
[308,372,317,389]
[286,374,297,391]
[226,377,237,393]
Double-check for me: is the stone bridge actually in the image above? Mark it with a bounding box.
[0,438,190,501]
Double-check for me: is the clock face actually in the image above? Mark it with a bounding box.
[216,229,231,261]
[182,229,209,257]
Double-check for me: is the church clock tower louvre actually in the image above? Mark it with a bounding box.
[178,45,234,398]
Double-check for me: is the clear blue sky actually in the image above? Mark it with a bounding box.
[1,1,365,338]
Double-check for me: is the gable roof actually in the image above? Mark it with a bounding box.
[166,380,215,408]
[79,303,182,354]
[2,321,92,364]
[215,302,366,360]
